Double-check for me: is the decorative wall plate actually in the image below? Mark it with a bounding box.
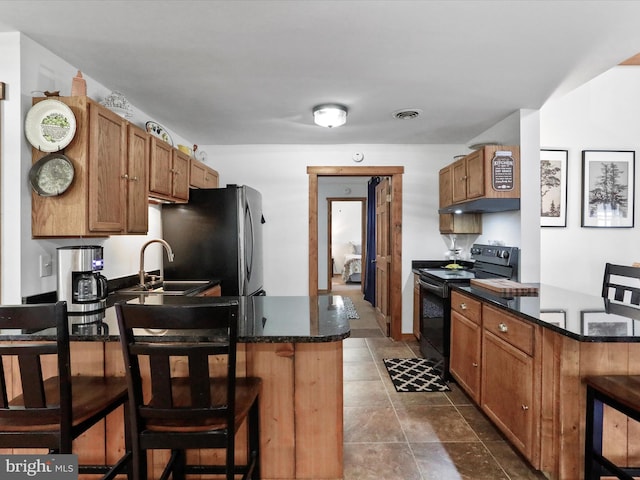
[29,153,75,196]
[145,121,173,146]
[25,99,77,152]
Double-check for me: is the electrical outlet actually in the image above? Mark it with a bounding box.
[40,254,52,277]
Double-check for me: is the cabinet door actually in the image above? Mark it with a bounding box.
[126,125,149,233]
[149,137,173,197]
[450,310,481,402]
[172,150,190,201]
[466,150,485,199]
[481,330,534,460]
[203,166,219,188]
[189,159,207,188]
[88,103,127,232]
[439,166,452,208]
[451,157,467,203]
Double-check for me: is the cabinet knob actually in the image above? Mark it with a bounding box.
[460,303,467,310]
[498,323,508,333]
[472,362,478,368]
[130,176,139,182]
[121,174,129,179]
[521,404,529,411]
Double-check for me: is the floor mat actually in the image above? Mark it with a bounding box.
[342,296,360,319]
[383,357,450,392]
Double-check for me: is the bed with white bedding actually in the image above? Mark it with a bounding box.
[341,253,362,283]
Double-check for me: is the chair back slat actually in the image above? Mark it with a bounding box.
[17,354,47,408]
[116,301,239,430]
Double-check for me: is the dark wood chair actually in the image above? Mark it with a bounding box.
[583,264,640,479]
[601,262,640,320]
[115,300,261,480]
[0,301,131,479]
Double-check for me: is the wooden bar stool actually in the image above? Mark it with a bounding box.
[584,375,640,480]
[0,302,131,479]
[583,263,640,479]
[115,300,261,480]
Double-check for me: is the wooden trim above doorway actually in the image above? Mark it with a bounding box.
[308,166,404,341]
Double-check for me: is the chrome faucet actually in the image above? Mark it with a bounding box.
[139,239,175,287]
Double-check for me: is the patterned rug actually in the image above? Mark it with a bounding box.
[383,358,450,392]
[342,297,360,319]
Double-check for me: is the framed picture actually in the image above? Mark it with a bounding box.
[540,149,568,227]
[581,310,633,336]
[540,309,566,329]
[581,150,635,227]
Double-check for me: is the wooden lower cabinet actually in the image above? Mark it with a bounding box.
[482,329,537,461]
[104,340,343,480]
[450,294,541,466]
[450,292,640,480]
[449,310,481,403]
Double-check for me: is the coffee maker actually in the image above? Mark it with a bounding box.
[57,246,108,322]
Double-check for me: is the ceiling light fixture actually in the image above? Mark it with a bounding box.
[313,104,348,128]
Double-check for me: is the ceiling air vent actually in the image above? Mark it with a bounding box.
[393,108,422,120]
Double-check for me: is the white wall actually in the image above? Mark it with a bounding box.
[540,66,640,296]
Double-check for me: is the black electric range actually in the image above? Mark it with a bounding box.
[417,244,519,381]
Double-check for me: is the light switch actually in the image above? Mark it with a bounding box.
[40,254,52,277]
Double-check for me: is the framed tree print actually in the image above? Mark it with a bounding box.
[540,149,568,227]
[581,150,635,227]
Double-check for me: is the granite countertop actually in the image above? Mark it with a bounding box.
[453,283,640,342]
[2,295,351,343]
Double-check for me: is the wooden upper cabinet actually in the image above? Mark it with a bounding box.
[149,138,189,202]
[190,159,219,189]
[88,103,127,232]
[446,145,520,206]
[172,150,190,201]
[451,157,469,203]
[32,96,148,237]
[125,125,150,233]
[439,163,481,234]
[439,165,452,208]
[149,137,173,198]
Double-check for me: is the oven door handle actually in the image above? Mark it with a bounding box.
[418,278,445,296]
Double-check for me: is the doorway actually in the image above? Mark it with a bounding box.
[307,166,404,341]
[328,198,365,293]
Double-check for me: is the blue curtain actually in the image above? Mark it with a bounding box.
[364,177,380,305]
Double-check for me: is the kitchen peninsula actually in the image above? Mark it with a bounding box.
[2,295,350,480]
[449,283,640,480]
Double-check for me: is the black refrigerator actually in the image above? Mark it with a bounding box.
[161,185,265,296]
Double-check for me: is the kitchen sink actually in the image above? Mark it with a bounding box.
[117,280,212,296]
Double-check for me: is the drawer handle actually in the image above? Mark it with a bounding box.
[521,404,529,411]
[498,323,508,333]
[460,303,467,310]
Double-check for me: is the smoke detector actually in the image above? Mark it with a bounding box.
[393,108,422,120]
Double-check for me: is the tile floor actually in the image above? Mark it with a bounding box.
[333,283,547,480]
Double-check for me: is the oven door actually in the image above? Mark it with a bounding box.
[418,277,449,379]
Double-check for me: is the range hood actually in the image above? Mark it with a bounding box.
[438,198,520,214]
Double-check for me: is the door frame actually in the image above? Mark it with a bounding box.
[307,166,404,341]
[327,197,366,293]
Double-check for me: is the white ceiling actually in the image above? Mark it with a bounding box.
[2,0,640,145]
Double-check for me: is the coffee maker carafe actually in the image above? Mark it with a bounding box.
[57,246,108,320]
